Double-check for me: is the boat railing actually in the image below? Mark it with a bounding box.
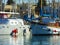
[0,11,20,19]
[0,11,19,14]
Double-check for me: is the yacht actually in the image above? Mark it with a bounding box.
[0,11,30,35]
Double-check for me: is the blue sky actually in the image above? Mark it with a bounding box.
[2,0,60,4]
[2,0,38,4]
[47,0,60,3]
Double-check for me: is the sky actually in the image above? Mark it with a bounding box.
[47,0,60,3]
[2,0,38,4]
[2,0,60,4]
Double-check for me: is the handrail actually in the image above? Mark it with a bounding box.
[0,11,19,14]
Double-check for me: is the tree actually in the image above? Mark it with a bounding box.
[7,0,15,5]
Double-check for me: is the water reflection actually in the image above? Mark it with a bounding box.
[31,35,60,45]
[0,35,24,45]
[23,34,32,45]
[31,36,49,45]
[0,35,60,45]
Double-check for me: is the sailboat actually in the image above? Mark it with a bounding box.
[24,0,60,35]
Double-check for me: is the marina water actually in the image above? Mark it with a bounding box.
[0,35,60,45]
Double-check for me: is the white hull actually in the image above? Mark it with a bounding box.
[0,19,30,35]
[48,26,60,34]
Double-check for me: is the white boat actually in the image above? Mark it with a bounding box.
[0,12,30,35]
[47,18,60,34]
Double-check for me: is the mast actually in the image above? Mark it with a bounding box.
[34,0,37,16]
[28,0,31,18]
[41,0,42,10]
[57,0,60,18]
[40,0,43,16]
[52,0,55,18]
[48,0,51,17]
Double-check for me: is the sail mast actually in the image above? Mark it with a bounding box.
[28,0,31,18]
[40,0,43,16]
[58,0,59,18]
[52,0,55,18]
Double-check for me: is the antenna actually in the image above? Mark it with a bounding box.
[48,0,51,17]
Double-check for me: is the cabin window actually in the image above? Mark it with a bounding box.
[10,21,18,25]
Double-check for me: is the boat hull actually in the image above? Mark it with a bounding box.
[31,24,53,35]
[48,26,60,34]
[0,19,30,35]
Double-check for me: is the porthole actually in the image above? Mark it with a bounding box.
[10,21,18,25]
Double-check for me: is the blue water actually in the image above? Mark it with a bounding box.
[0,35,60,45]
